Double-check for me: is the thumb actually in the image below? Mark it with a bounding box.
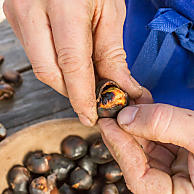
[117,104,194,154]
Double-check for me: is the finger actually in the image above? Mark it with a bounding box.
[12,1,67,96]
[117,104,194,154]
[47,0,97,126]
[98,118,172,194]
[93,0,142,99]
[188,152,194,186]
[135,87,153,104]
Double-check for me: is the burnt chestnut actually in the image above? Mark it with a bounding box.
[61,135,88,160]
[24,151,50,174]
[116,179,132,194]
[0,123,7,141]
[30,177,49,194]
[2,70,23,87]
[78,155,97,176]
[48,153,75,181]
[59,183,75,194]
[96,79,129,118]
[0,82,14,100]
[88,179,104,194]
[99,161,122,183]
[102,184,119,194]
[90,138,113,164]
[7,165,30,193]
[70,167,93,190]
[2,188,13,194]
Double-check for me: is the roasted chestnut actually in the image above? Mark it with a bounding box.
[59,183,75,194]
[0,123,7,141]
[99,161,122,183]
[0,55,4,65]
[61,135,88,160]
[30,176,49,194]
[96,79,129,118]
[116,179,132,194]
[0,82,14,100]
[88,179,104,194]
[102,184,119,194]
[2,70,23,87]
[90,138,113,164]
[78,155,97,176]
[7,165,30,193]
[24,151,50,174]
[48,153,75,181]
[70,167,93,190]
[2,188,13,194]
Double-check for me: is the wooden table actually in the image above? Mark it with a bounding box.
[0,19,77,136]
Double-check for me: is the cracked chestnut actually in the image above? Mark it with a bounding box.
[24,151,50,174]
[0,82,14,100]
[7,165,30,193]
[61,135,88,160]
[96,79,129,118]
[99,161,123,183]
[48,153,75,181]
[30,176,49,194]
[102,184,119,194]
[90,138,113,164]
[70,167,93,190]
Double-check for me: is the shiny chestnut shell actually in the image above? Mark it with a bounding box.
[102,184,119,194]
[59,183,75,194]
[116,179,132,194]
[96,79,129,118]
[30,176,49,194]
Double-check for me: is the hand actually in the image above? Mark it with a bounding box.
[99,103,194,194]
[3,0,142,126]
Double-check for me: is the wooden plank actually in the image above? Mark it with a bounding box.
[0,70,74,129]
[0,20,30,72]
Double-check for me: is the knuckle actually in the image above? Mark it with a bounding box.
[149,104,174,140]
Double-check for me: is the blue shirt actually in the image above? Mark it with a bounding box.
[124,0,194,110]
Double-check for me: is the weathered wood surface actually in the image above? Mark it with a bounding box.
[0,19,77,134]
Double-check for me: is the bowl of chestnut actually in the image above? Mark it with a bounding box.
[0,80,132,193]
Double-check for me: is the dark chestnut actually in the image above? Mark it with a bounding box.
[7,165,30,193]
[2,70,23,87]
[116,179,132,194]
[0,123,7,141]
[99,161,122,183]
[61,135,88,160]
[102,184,119,194]
[78,155,97,176]
[2,188,13,194]
[90,138,113,164]
[88,179,104,194]
[96,79,129,118]
[0,55,4,65]
[48,153,75,181]
[59,183,75,194]
[0,82,14,100]
[30,176,49,194]
[70,167,93,190]
[24,151,50,174]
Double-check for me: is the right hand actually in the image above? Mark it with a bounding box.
[3,0,142,126]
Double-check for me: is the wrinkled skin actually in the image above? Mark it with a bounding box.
[3,0,142,126]
[99,88,194,194]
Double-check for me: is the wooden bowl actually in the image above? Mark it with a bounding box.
[0,118,99,191]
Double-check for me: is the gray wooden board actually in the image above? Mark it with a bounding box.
[0,70,76,130]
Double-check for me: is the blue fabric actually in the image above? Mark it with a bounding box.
[123,0,194,110]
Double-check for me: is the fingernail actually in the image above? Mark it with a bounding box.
[117,106,139,125]
[78,114,93,127]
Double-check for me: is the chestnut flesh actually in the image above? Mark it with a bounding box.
[78,155,97,176]
[99,161,123,183]
[70,167,93,190]
[30,176,49,194]
[24,151,50,174]
[96,79,129,118]
[48,153,75,181]
[0,123,7,141]
[102,184,119,194]
[61,135,88,160]
[0,82,14,100]
[90,138,113,164]
[7,165,30,193]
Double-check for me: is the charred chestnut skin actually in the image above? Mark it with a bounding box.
[96,79,129,118]
[102,184,119,194]
[99,161,123,183]
[48,153,75,181]
[7,165,30,193]
[24,151,50,174]
[61,135,88,160]
[70,167,93,190]
[90,138,113,164]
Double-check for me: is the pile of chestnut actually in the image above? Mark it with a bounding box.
[3,135,132,194]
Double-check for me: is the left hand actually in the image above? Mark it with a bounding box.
[98,103,194,194]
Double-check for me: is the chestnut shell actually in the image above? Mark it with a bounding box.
[96,79,129,118]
